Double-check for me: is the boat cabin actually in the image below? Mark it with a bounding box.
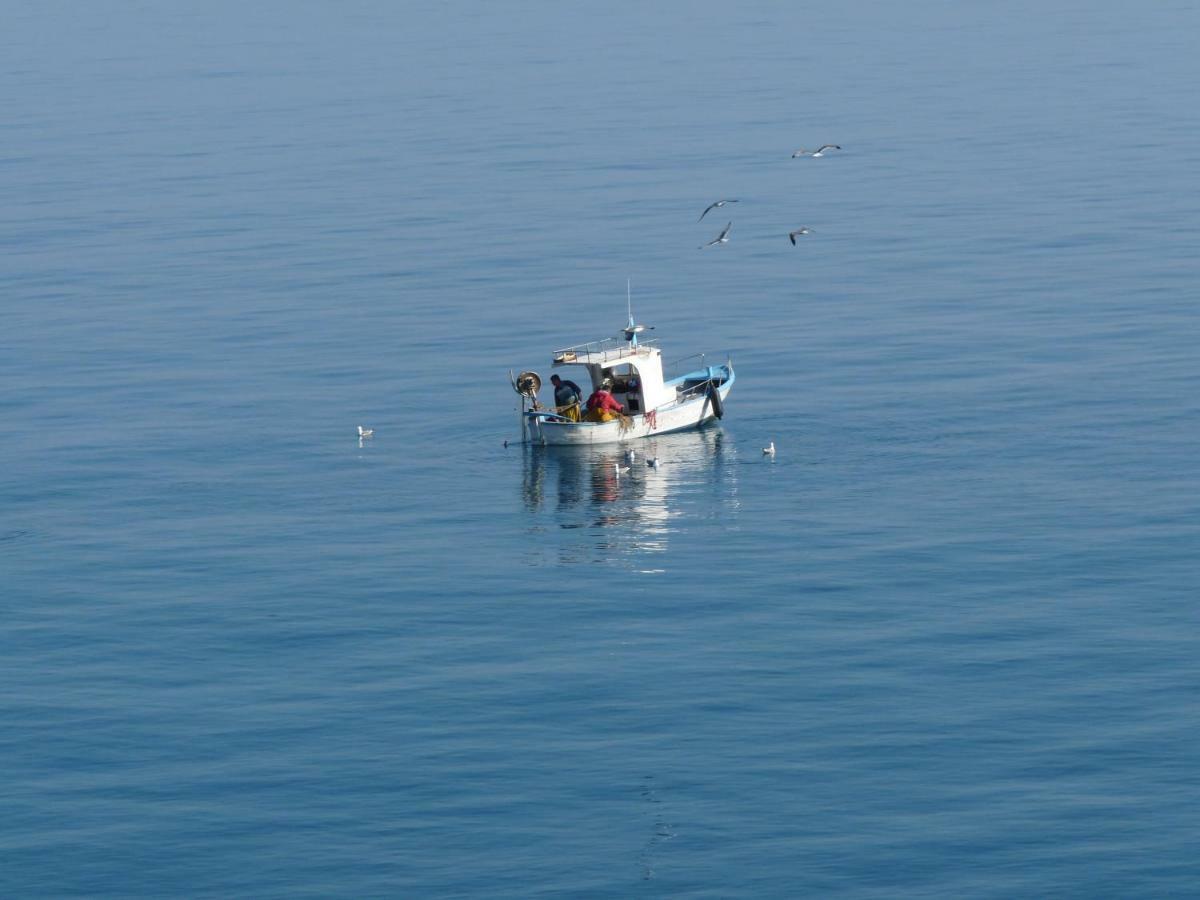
[551,333,673,415]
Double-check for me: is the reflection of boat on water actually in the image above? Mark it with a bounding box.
[511,315,734,446]
[520,429,739,565]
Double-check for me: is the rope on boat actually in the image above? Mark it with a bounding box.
[553,402,581,421]
[530,407,636,429]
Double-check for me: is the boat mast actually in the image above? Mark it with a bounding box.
[627,276,637,347]
[622,276,651,346]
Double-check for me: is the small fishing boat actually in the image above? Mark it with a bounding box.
[512,317,734,446]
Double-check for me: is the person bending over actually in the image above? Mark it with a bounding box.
[585,380,625,423]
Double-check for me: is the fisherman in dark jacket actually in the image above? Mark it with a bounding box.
[550,374,583,422]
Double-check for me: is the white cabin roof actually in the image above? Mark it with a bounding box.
[552,335,661,368]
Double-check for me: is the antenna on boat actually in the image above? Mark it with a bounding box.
[621,276,654,346]
[623,276,646,346]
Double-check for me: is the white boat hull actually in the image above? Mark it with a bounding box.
[524,381,732,446]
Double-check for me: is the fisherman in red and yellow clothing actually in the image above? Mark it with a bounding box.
[585,379,625,422]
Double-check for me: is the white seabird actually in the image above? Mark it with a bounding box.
[791,144,841,158]
[788,228,813,245]
[700,221,732,249]
[762,441,775,455]
[647,457,660,468]
[358,426,374,438]
[698,199,738,222]
[614,463,631,476]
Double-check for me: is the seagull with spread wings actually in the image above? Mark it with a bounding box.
[791,144,841,158]
[698,199,738,222]
[700,221,732,249]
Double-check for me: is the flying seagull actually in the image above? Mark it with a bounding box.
[791,144,841,158]
[788,227,813,245]
[698,199,738,222]
[700,222,732,249]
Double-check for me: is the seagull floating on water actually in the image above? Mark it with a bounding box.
[763,441,776,456]
[647,457,660,468]
[698,199,738,222]
[614,463,631,476]
[358,425,374,439]
[700,222,732,249]
[791,144,841,158]
[788,228,813,245]
[626,448,636,462]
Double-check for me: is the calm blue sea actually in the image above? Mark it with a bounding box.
[3,2,1199,896]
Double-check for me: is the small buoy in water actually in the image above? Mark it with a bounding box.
[763,441,775,455]
[503,440,509,448]
[358,426,374,439]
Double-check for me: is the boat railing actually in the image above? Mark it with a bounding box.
[553,335,660,365]
[669,356,733,403]
[664,352,707,381]
[675,380,711,402]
